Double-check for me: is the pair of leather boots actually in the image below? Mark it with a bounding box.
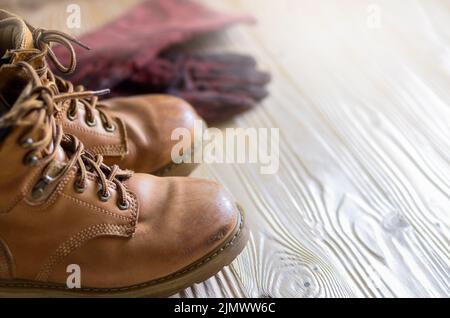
[0,10,248,297]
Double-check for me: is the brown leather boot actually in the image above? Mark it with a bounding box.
[0,62,248,297]
[0,10,200,176]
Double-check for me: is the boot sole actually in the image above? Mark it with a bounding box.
[0,204,249,297]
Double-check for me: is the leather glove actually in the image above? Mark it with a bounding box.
[115,52,271,123]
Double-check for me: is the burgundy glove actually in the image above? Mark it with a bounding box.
[55,0,254,87]
[113,52,271,123]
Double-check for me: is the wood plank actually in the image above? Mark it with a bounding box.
[193,0,450,297]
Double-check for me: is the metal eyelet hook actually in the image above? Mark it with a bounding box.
[20,137,34,148]
[24,153,39,166]
[31,175,54,200]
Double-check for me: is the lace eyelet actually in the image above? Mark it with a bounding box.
[31,176,52,200]
[74,182,86,193]
[67,111,77,121]
[20,138,34,148]
[117,200,130,210]
[24,154,38,166]
[97,189,111,202]
[104,123,116,133]
[86,117,97,127]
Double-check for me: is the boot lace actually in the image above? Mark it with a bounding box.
[0,61,133,209]
[9,27,116,132]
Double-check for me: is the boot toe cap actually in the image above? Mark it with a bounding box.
[105,94,201,173]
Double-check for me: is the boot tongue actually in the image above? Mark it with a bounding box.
[11,83,69,174]
[0,12,67,166]
[0,11,34,58]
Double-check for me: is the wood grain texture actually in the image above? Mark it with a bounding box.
[189,0,450,298]
[2,0,449,298]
